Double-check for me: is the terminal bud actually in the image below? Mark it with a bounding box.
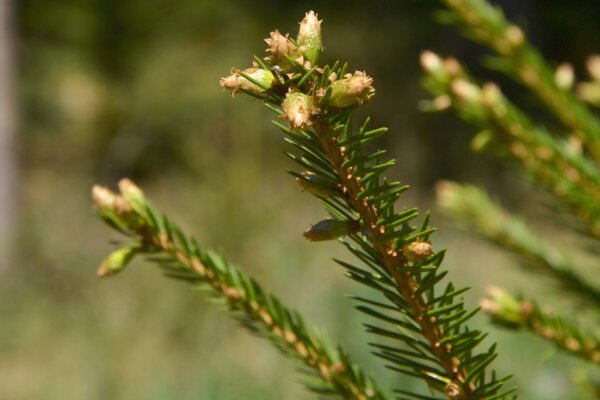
[297,11,323,65]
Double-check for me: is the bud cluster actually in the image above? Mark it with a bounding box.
[220,10,375,130]
[92,178,150,277]
[92,179,147,221]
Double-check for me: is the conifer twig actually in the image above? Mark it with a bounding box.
[436,181,600,308]
[92,179,389,400]
[482,286,600,366]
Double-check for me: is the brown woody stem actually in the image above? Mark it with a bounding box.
[315,121,475,398]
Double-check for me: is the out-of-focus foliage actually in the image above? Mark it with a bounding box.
[3,0,600,399]
[423,0,600,398]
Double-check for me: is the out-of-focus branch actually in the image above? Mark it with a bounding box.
[421,52,600,238]
[437,181,600,308]
[482,287,600,366]
[439,0,600,161]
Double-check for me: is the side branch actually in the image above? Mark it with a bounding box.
[482,287,600,366]
[92,180,389,400]
[437,181,600,309]
[421,52,600,238]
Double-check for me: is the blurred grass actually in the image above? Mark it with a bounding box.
[2,0,600,398]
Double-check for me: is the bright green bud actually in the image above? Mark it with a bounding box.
[282,92,318,128]
[97,244,139,277]
[327,71,375,108]
[297,11,322,66]
[303,219,360,242]
[220,68,275,96]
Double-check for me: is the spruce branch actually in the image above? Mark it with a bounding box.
[481,287,600,366]
[438,0,600,160]
[421,52,600,238]
[436,181,600,308]
[221,11,515,399]
[92,180,389,400]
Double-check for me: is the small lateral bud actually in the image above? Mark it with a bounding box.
[297,11,323,65]
[505,25,524,47]
[587,55,600,81]
[481,82,502,103]
[445,383,463,400]
[420,50,443,73]
[92,185,117,212]
[402,240,433,263]
[327,71,375,108]
[118,178,143,198]
[555,63,574,90]
[444,58,462,77]
[480,286,527,328]
[98,245,139,278]
[220,68,275,95]
[451,79,481,103]
[576,81,600,106]
[481,82,506,115]
[303,219,360,242]
[282,92,317,128]
[118,178,145,210]
[432,95,451,111]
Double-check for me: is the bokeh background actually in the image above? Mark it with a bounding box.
[2,0,600,399]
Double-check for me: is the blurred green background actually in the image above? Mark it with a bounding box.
[2,0,600,399]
